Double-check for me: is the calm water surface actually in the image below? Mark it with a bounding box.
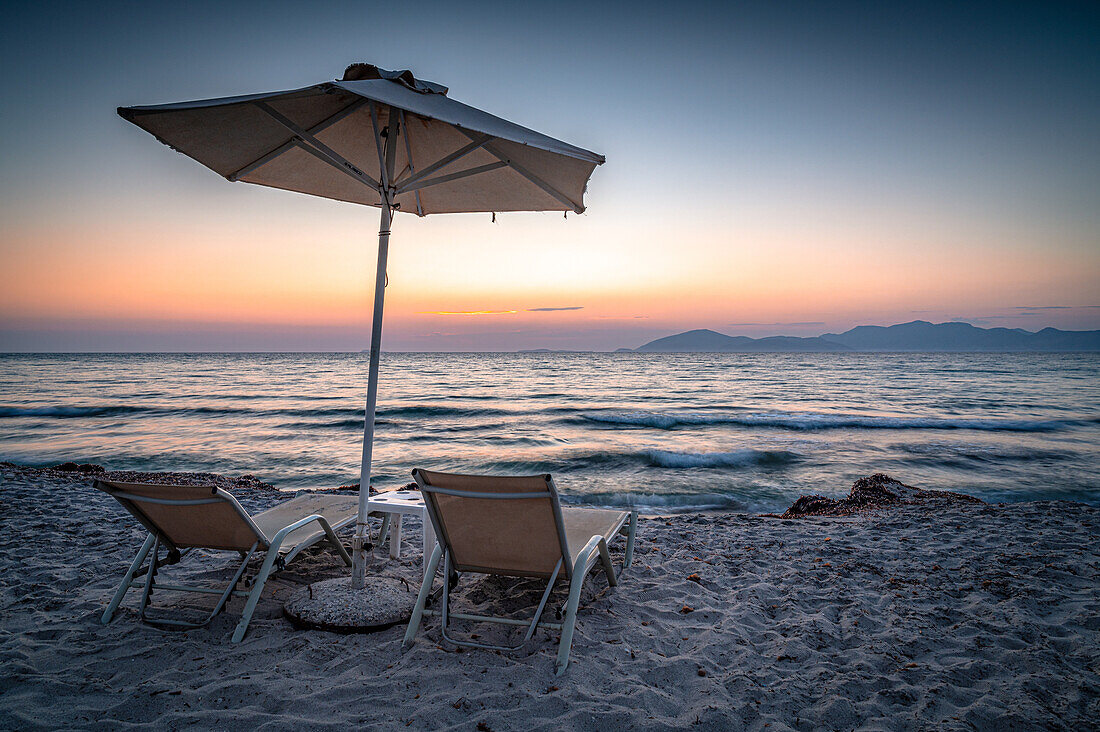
[1,353,1097,512]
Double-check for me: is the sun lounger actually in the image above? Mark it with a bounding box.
[94,480,357,642]
[402,469,637,675]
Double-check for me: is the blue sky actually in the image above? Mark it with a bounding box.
[1,1,1097,351]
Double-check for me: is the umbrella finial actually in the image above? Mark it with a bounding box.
[342,63,381,81]
[341,63,448,95]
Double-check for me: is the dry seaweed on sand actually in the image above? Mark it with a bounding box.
[774,473,983,519]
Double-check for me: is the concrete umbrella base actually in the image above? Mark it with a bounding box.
[283,576,416,633]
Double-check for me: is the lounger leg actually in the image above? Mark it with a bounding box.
[318,517,352,566]
[403,542,443,650]
[597,538,618,587]
[556,536,604,676]
[556,568,588,676]
[231,545,282,643]
[422,515,436,582]
[102,534,156,624]
[207,545,257,622]
[137,537,161,618]
[624,511,637,569]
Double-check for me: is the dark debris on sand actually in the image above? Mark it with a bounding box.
[776,473,983,519]
[314,482,419,496]
[0,462,406,502]
[0,461,279,494]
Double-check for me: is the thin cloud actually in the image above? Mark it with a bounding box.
[1012,305,1072,310]
[1010,305,1100,310]
[421,310,517,316]
[595,315,650,320]
[526,306,584,312]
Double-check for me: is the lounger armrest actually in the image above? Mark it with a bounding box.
[265,513,327,548]
[572,534,605,576]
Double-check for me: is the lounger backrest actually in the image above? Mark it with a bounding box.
[413,469,570,579]
[94,480,267,552]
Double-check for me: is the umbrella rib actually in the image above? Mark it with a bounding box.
[253,101,381,191]
[288,141,382,192]
[368,101,390,192]
[227,99,367,182]
[384,105,400,192]
[398,110,424,216]
[398,161,509,194]
[488,142,584,214]
[394,134,492,193]
[458,132,584,213]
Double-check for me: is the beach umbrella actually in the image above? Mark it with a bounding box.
[118,63,604,596]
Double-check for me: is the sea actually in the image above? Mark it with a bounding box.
[1,352,1097,513]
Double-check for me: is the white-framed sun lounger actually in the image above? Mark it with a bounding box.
[95,480,358,642]
[402,469,637,675]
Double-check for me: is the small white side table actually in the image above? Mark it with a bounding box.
[368,489,436,581]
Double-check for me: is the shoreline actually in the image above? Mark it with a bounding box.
[0,461,1052,517]
[2,462,1097,729]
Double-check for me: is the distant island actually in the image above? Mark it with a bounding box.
[620,320,1100,352]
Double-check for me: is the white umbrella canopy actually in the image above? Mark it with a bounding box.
[118,63,604,591]
[119,63,603,215]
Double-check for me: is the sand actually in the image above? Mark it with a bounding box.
[1,463,1097,730]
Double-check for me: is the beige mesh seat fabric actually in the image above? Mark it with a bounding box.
[402,469,637,675]
[95,480,355,642]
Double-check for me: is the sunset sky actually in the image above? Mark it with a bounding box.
[1,1,1097,351]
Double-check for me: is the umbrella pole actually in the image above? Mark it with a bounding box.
[352,199,392,589]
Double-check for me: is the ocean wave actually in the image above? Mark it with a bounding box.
[581,410,1085,432]
[566,492,744,513]
[0,403,515,422]
[477,447,799,474]
[378,405,513,419]
[0,403,326,419]
[897,442,1071,463]
[0,405,151,418]
[642,449,798,468]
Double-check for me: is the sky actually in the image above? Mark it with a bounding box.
[1,0,1098,351]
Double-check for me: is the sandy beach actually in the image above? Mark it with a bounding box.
[1,462,1097,730]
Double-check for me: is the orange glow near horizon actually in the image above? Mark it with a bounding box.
[423,310,518,316]
[3,197,1098,350]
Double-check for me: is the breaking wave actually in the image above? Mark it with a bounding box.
[478,447,799,474]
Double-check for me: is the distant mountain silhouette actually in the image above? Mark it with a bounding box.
[626,321,1100,352]
[821,320,1100,352]
[634,329,850,352]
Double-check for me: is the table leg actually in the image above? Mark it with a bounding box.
[390,515,402,559]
